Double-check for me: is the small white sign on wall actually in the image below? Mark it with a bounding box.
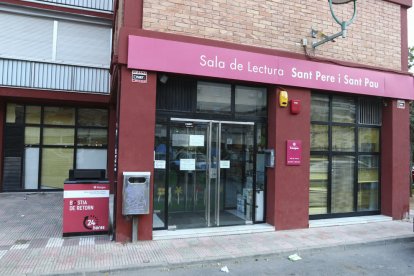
[397,100,405,109]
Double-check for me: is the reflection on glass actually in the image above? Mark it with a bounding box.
[24,148,39,189]
[358,155,379,211]
[311,124,328,151]
[235,86,267,116]
[256,123,267,151]
[78,108,108,127]
[77,128,107,147]
[44,107,75,125]
[309,156,328,215]
[220,124,254,225]
[311,94,329,122]
[6,103,24,124]
[197,82,231,113]
[332,126,355,151]
[43,128,74,146]
[25,106,41,124]
[25,127,40,145]
[331,156,354,213]
[359,128,380,152]
[76,149,107,169]
[153,123,167,229]
[41,148,73,189]
[168,123,208,228]
[255,153,265,222]
[332,96,355,123]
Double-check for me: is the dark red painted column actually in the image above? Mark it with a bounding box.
[115,66,156,241]
[267,87,311,230]
[381,99,410,219]
[123,0,143,28]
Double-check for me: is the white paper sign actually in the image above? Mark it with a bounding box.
[220,160,230,169]
[180,159,196,171]
[189,135,204,147]
[154,160,166,169]
[172,134,189,147]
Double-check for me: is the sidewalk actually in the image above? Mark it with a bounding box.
[0,192,413,275]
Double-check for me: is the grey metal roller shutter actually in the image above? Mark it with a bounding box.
[0,11,54,61]
[56,21,111,67]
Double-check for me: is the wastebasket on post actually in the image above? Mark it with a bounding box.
[122,172,150,242]
[63,169,109,236]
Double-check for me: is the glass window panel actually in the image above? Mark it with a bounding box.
[256,123,267,151]
[309,155,328,215]
[6,103,24,124]
[76,149,107,169]
[331,156,355,213]
[235,86,267,116]
[25,106,41,124]
[311,94,329,122]
[332,126,355,151]
[44,107,75,125]
[197,81,231,113]
[332,96,355,123]
[359,128,380,152]
[25,127,40,145]
[43,128,74,146]
[358,155,379,211]
[77,128,107,147]
[41,148,73,189]
[154,123,167,228]
[24,148,39,189]
[311,124,329,151]
[78,108,108,127]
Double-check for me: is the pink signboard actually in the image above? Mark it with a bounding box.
[286,140,302,166]
[63,183,109,235]
[128,35,414,100]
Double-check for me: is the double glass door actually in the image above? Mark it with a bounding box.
[164,118,255,229]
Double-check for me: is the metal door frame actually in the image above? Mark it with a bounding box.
[170,118,254,227]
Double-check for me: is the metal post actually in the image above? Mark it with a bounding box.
[132,216,138,242]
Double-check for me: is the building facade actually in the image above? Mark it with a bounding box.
[0,0,114,192]
[111,0,414,242]
[1,0,413,244]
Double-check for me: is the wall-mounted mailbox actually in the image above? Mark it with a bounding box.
[122,172,150,215]
[264,149,275,168]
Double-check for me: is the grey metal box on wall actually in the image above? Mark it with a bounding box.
[122,172,150,215]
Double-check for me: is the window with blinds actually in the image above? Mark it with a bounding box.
[0,10,111,67]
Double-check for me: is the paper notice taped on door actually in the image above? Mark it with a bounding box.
[189,135,204,147]
[180,159,195,171]
[220,160,230,169]
[154,160,166,169]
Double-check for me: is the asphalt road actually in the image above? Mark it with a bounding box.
[103,240,414,276]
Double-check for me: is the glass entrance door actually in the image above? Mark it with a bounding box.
[167,119,255,229]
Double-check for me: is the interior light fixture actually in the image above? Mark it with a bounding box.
[159,74,169,84]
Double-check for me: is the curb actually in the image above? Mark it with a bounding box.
[36,234,414,276]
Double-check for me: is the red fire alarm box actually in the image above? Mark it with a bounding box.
[290,99,301,114]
